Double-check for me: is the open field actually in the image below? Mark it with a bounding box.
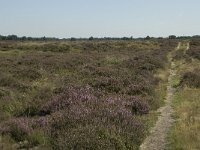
[0,39,199,150]
[0,39,179,149]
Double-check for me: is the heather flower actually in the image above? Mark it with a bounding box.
[0,117,33,141]
[40,85,97,115]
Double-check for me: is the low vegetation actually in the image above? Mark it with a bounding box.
[187,39,200,60]
[0,39,177,149]
[168,40,200,150]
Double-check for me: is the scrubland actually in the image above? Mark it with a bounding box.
[0,39,178,149]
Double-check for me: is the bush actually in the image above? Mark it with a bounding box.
[180,69,200,88]
[187,48,200,60]
[39,85,97,115]
[129,96,150,115]
[0,118,32,142]
[187,40,200,60]
[49,100,145,149]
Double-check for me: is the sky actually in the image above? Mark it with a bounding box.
[0,0,200,38]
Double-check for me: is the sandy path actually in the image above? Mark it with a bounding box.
[139,43,181,150]
[186,42,190,50]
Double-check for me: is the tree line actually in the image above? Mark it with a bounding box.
[1,34,200,41]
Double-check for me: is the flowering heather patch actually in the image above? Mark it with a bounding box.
[0,117,33,141]
[40,85,97,115]
[0,116,51,144]
[124,49,167,72]
[129,96,150,115]
[105,96,150,115]
[48,94,147,149]
[31,116,51,128]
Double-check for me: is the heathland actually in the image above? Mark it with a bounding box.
[0,38,199,149]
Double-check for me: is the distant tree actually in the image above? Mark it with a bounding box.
[21,36,27,40]
[6,35,18,40]
[145,36,151,40]
[89,36,94,40]
[192,35,200,39]
[42,36,46,41]
[122,37,129,40]
[169,35,176,39]
[1,36,6,40]
[70,37,76,41]
[27,37,33,40]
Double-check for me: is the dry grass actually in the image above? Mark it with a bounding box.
[168,88,200,150]
[167,40,200,150]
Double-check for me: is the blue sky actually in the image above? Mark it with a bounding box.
[0,0,200,38]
